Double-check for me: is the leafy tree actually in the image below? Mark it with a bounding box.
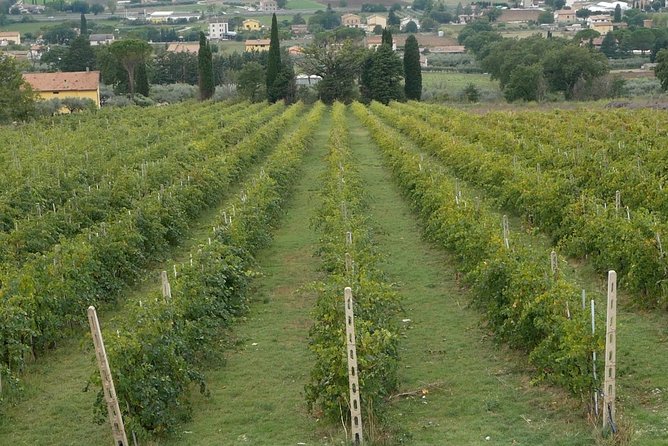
[629,28,655,54]
[412,0,434,11]
[576,8,591,18]
[373,24,383,35]
[600,31,618,58]
[405,20,418,33]
[463,30,503,58]
[650,35,668,62]
[236,61,266,102]
[457,19,493,45]
[403,34,422,100]
[41,45,69,70]
[153,51,198,84]
[270,64,297,104]
[420,16,436,31]
[70,0,90,13]
[485,7,502,22]
[656,49,668,90]
[198,32,215,100]
[429,10,453,23]
[361,3,387,12]
[135,61,150,97]
[308,4,341,31]
[91,4,105,15]
[277,0,287,7]
[0,54,36,123]
[361,42,404,104]
[538,11,554,24]
[292,13,306,25]
[388,9,400,26]
[390,2,402,11]
[574,29,601,42]
[109,39,152,95]
[542,45,608,99]
[613,4,622,23]
[61,35,96,71]
[43,24,77,44]
[80,13,88,35]
[299,39,364,104]
[267,13,282,102]
[107,0,117,14]
[503,64,545,102]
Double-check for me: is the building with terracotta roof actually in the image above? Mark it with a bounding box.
[0,32,21,46]
[342,13,362,28]
[22,71,101,108]
[245,39,271,52]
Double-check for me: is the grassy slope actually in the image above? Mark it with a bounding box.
[346,110,594,445]
[160,110,334,445]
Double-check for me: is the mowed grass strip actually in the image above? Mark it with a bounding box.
[347,109,593,445]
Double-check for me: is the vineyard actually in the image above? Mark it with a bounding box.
[0,101,666,445]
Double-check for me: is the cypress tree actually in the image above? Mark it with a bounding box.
[403,34,422,100]
[382,27,393,46]
[613,4,622,23]
[198,31,215,100]
[80,13,88,36]
[135,61,150,97]
[267,13,282,103]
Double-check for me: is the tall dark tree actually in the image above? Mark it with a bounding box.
[381,27,393,46]
[80,13,88,36]
[361,42,403,104]
[62,35,96,71]
[403,34,422,100]
[266,13,282,102]
[388,9,400,26]
[198,31,215,100]
[135,61,150,97]
[613,4,622,22]
[655,49,668,90]
[600,31,618,58]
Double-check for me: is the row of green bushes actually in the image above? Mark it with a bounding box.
[355,102,602,398]
[306,103,401,429]
[0,103,295,385]
[0,102,261,265]
[384,102,668,305]
[98,102,325,436]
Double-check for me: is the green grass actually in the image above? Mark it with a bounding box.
[422,71,499,92]
[285,0,325,10]
[346,111,593,445]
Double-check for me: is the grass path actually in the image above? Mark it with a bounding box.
[161,110,333,446]
[346,111,593,445]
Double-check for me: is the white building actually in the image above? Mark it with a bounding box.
[209,21,229,40]
[89,34,116,46]
[259,0,278,12]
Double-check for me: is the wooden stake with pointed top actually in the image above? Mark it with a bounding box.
[88,306,129,446]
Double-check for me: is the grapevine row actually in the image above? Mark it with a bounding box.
[372,103,668,305]
[0,103,303,385]
[354,102,602,397]
[306,103,400,427]
[0,102,278,265]
[97,103,326,436]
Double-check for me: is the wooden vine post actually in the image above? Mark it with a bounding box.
[344,287,364,445]
[161,270,172,300]
[603,271,617,431]
[88,306,129,446]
